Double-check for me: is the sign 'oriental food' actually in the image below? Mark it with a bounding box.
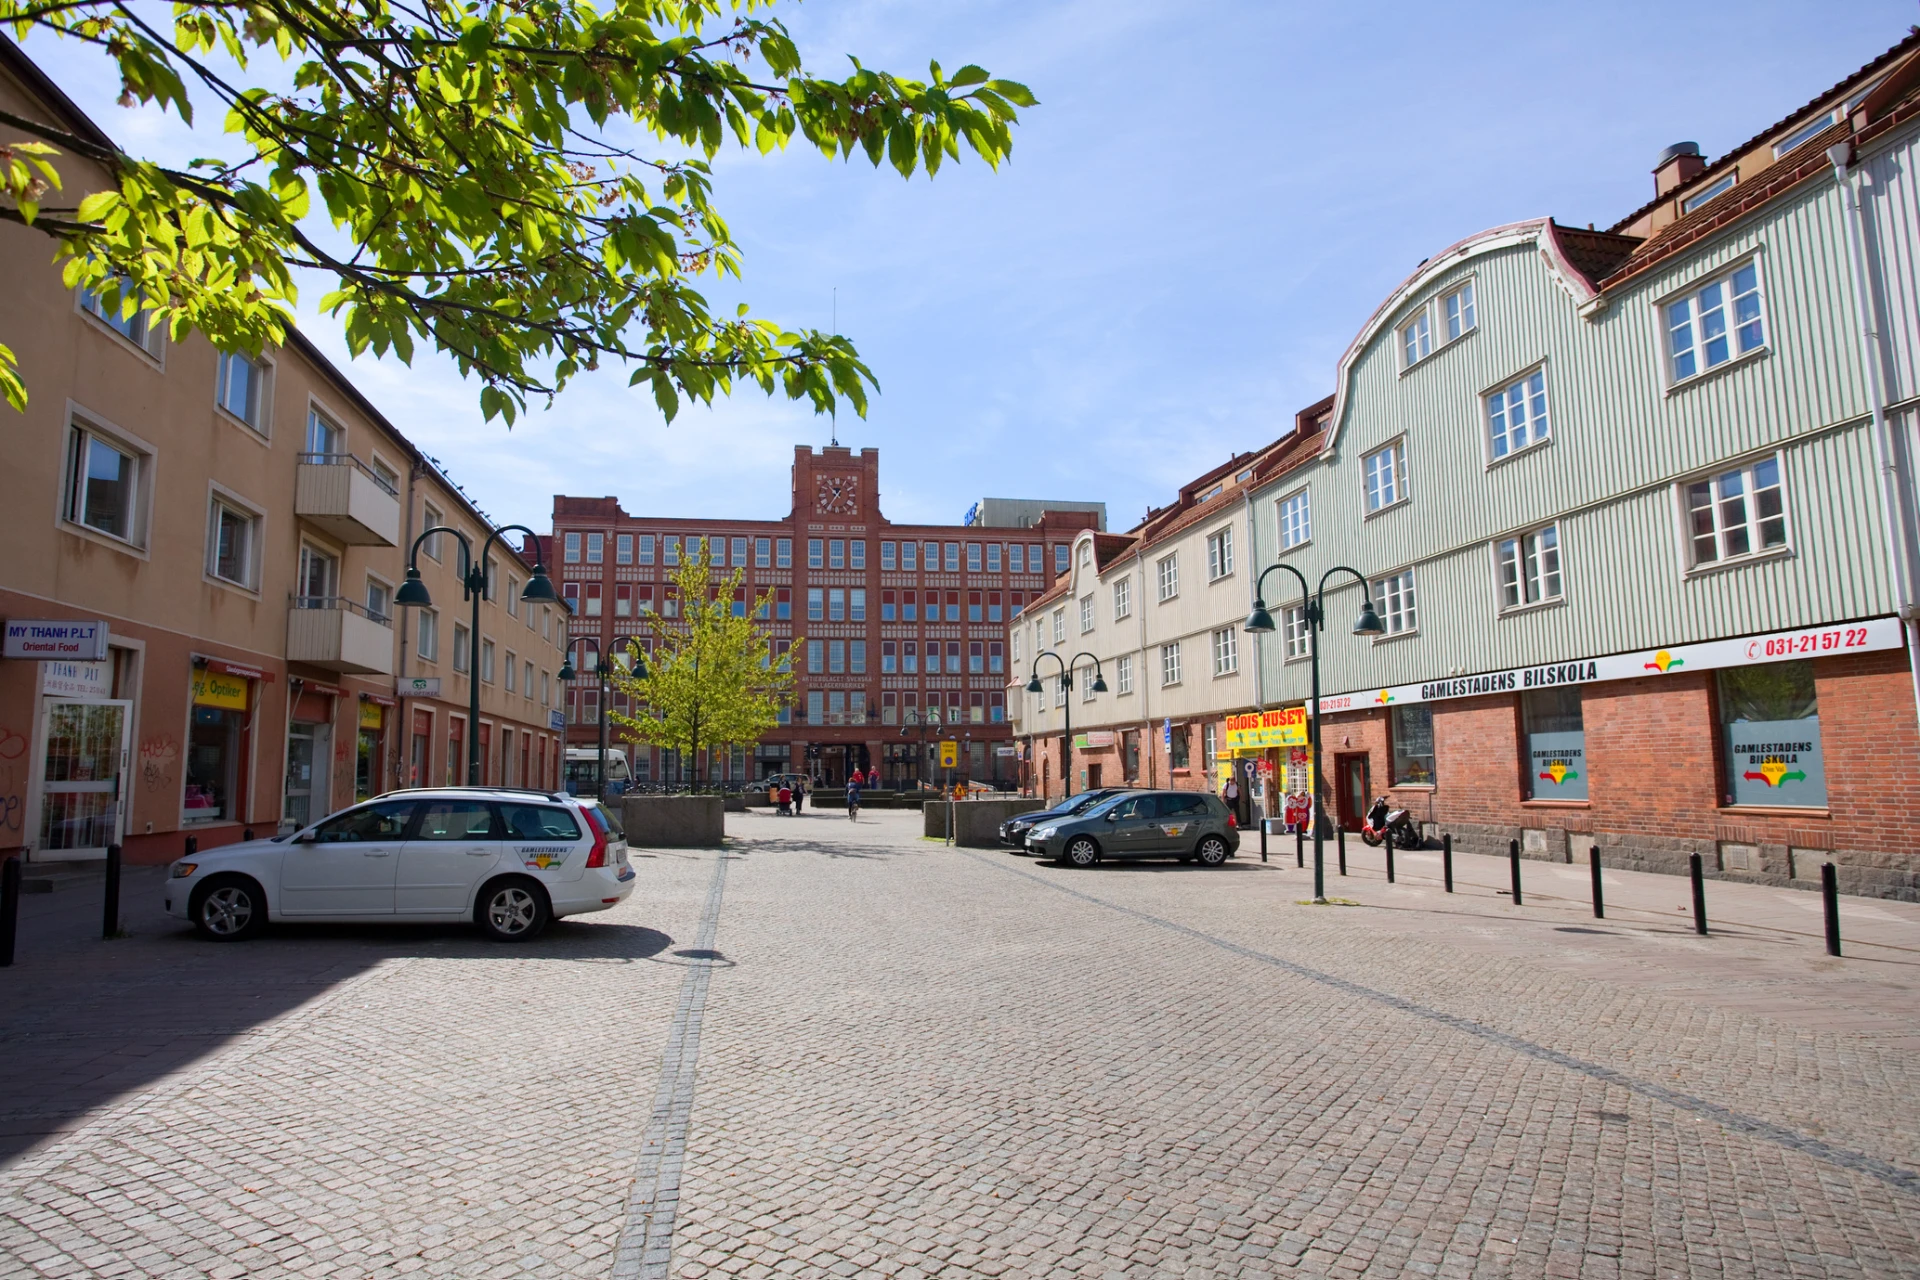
[1225,707,1308,750]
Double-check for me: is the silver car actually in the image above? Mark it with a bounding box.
[1026,790,1240,868]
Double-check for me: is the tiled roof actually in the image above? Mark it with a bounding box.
[1550,227,1642,288]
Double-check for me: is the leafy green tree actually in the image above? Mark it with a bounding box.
[609,542,792,787]
[0,0,1034,416]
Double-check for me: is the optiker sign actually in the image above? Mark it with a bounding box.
[4,618,109,661]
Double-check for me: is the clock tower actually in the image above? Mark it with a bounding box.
[792,444,881,524]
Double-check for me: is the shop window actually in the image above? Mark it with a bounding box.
[1523,687,1586,801]
[186,669,250,823]
[1719,661,1825,807]
[1390,704,1435,785]
[1171,726,1190,769]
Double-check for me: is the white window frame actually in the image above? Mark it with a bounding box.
[453,622,471,673]
[1206,526,1234,581]
[1211,626,1237,677]
[1113,576,1131,621]
[505,649,518,693]
[1160,641,1182,687]
[1115,654,1133,695]
[1278,488,1311,549]
[1495,524,1564,612]
[418,609,440,663]
[1677,455,1791,573]
[1484,365,1551,464]
[61,413,155,554]
[1052,608,1065,646]
[305,403,345,457]
[1400,310,1432,368]
[1680,173,1737,214]
[365,572,393,624]
[586,532,604,564]
[1283,605,1309,661]
[77,282,164,360]
[1363,440,1408,515]
[204,483,264,592]
[1156,553,1179,602]
[1659,254,1768,389]
[215,349,273,435]
[423,503,446,561]
[1370,568,1418,638]
[1079,594,1094,634]
[295,540,339,606]
[1398,277,1477,374]
[481,638,496,684]
[1443,281,1477,342]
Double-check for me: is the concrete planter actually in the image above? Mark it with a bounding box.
[620,794,724,848]
[923,798,1037,847]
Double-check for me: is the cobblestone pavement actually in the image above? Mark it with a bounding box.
[3,810,1918,1278]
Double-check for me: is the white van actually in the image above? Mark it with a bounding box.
[565,747,631,794]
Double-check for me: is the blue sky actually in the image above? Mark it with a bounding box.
[15,0,1918,532]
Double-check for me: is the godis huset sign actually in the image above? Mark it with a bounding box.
[1224,706,1308,750]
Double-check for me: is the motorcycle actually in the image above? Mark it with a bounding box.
[1359,796,1422,849]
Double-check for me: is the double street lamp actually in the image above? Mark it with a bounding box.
[559,636,647,798]
[898,707,945,792]
[1243,563,1383,903]
[1024,649,1107,798]
[395,522,558,786]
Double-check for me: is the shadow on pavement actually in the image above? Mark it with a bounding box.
[0,866,672,1165]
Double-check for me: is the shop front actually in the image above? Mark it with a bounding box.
[283,679,341,832]
[33,654,129,860]
[185,659,266,838]
[1223,706,1308,830]
[356,694,393,800]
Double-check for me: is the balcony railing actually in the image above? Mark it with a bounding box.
[287,595,395,674]
[298,451,399,495]
[295,452,401,546]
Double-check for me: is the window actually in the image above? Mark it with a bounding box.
[1278,489,1310,549]
[879,540,897,570]
[829,539,845,569]
[946,641,962,674]
[1774,111,1843,159]
[1283,605,1309,660]
[809,539,824,568]
[968,543,983,572]
[1078,542,1092,569]
[1011,631,1021,663]
[851,540,866,569]
[206,496,260,588]
[986,543,1001,573]
[882,641,897,673]
[63,424,145,545]
[733,536,748,566]
[1364,441,1407,511]
[216,351,269,430]
[423,503,445,561]
[639,534,656,565]
[1113,577,1130,620]
[1052,609,1065,645]
[1116,654,1132,694]
[664,536,680,566]
[1157,553,1179,601]
[901,541,918,572]
[1487,369,1550,460]
[806,640,824,674]
[1160,642,1181,686]
[418,610,439,662]
[481,639,495,683]
[1523,687,1586,801]
[944,542,960,572]
[1390,705,1435,786]
[946,591,961,622]
[989,642,1003,674]
[755,537,770,568]
[776,538,792,568]
[1206,526,1234,580]
[1211,626,1238,676]
[616,534,633,564]
[880,591,896,622]
[1401,310,1431,366]
[524,660,534,698]
[540,669,550,705]
[1171,726,1190,769]
[453,623,471,672]
[1029,544,1043,574]
[1053,544,1068,575]
[829,588,845,621]
[969,641,984,675]
[305,408,343,457]
[775,587,791,621]
[1681,173,1737,214]
[366,577,391,624]
[903,642,918,674]
[1666,262,1765,383]
[1053,678,1066,708]
[583,583,602,617]
[563,531,581,563]
[1719,661,1826,807]
[807,588,824,621]
[1079,595,1094,633]
[829,640,845,674]
[1686,458,1787,566]
[1372,569,1417,635]
[851,588,867,622]
[586,532,604,563]
[1497,525,1563,608]
[1080,664,1096,701]
[988,591,1002,623]
[615,584,632,617]
[806,691,823,724]
[507,577,521,617]
[901,591,917,622]
[564,582,581,618]
[1444,283,1476,341]
[296,543,338,606]
[1008,544,1022,574]
[80,282,163,355]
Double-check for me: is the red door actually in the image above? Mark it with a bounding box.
[1336,753,1370,831]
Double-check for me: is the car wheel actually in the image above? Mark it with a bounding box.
[1194,836,1229,867]
[1062,837,1100,868]
[191,876,266,941]
[476,877,551,942]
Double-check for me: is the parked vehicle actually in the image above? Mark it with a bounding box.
[999,787,1139,849]
[1359,796,1423,849]
[1026,790,1240,868]
[163,787,635,943]
[564,747,632,795]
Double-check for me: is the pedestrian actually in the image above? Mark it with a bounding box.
[846,773,862,821]
[776,784,793,816]
[1222,773,1241,823]
[794,779,805,813]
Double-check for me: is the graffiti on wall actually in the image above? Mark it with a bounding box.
[140,736,180,795]
[0,728,27,836]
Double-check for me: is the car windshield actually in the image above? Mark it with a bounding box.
[1077,794,1135,820]
[1066,790,1120,815]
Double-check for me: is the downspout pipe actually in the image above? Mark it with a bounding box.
[1828,142,1920,730]
[1245,486,1264,712]
[1135,545,1152,787]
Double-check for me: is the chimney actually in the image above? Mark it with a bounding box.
[1654,141,1706,197]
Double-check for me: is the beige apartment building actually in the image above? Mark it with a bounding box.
[0,42,570,864]
[1009,409,1326,812]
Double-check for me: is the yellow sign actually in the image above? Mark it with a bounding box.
[191,670,249,710]
[938,740,958,768]
[1224,706,1308,750]
[358,700,385,730]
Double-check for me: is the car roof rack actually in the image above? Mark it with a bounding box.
[378,785,570,803]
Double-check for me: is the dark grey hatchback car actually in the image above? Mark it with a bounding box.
[1025,790,1239,868]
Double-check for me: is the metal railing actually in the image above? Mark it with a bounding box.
[298,451,401,496]
[290,595,394,626]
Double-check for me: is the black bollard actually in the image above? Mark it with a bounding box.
[1259,816,1268,863]
[184,834,198,857]
[1384,828,1395,883]
[1689,853,1708,935]
[1822,862,1841,957]
[0,856,19,967]
[1442,833,1454,893]
[1337,826,1347,876]
[243,827,255,841]
[1509,839,1523,905]
[1295,823,1304,868]
[102,843,122,940]
[1589,846,1604,919]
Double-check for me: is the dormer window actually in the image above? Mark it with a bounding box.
[1773,110,1843,159]
[1399,281,1476,372]
[1401,312,1431,367]
[1681,173,1737,215]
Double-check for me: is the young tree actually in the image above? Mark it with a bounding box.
[609,542,792,788]
[0,0,1034,416]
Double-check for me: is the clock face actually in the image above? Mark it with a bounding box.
[816,474,859,515]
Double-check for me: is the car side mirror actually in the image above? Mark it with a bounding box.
[294,831,318,844]
[1105,811,1119,822]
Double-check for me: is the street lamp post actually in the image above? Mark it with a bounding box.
[559,636,648,799]
[898,708,944,793]
[395,523,559,786]
[1024,649,1107,799]
[1243,564,1384,903]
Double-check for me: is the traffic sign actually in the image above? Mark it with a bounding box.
[938,740,958,768]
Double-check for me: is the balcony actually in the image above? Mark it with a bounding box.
[295,452,401,546]
[287,597,395,675]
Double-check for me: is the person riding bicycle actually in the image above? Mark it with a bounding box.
[845,774,862,820]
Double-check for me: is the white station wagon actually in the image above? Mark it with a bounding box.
[164,787,635,942]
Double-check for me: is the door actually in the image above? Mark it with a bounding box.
[398,799,501,913]
[36,700,131,861]
[1086,763,1102,791]
[1337,753,1370,831]
[280,798,413,915]
[1103,794,1162,858]
[1152,793,1209,854]
[284,721,333,831]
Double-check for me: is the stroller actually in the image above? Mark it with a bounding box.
[776,785,794,816]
